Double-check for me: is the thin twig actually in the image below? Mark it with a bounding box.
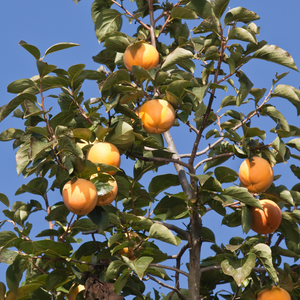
[149,263,189,277]
[110,0,150,31]
[195,152,235,170]
[145,274,187,300]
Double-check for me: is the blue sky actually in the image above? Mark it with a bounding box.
[1,0,300,297]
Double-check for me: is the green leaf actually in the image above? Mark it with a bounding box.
[15,177,48,198]
[7,78,36,94]
[185,0,214,19]
[161,48,194,70]
[221,253,256,286]
[228,27,256,44]
[36,61,57,77]
[236,70,253,106]
[122,256,153,280]
[20,240,71,257]
[0,93,36,122]
[0,193,9,207]
[192,16,220,35]
[0,248,18,265]
[252,45,298,71]
[91,0,112,24]
[94,9,123,43]
[241,205,252,234]
[214,166,238,183]
[278,212,300,244]
[171,7,198,19]
[88,206,110,232]
[148,174,180,197]
[272,84,300,115]
[44,42,80,56]
[0,128,24,141]
[149,223,180,246]
[101,69,131,91]
[131,65,153,83]
[14,283,43,300]
[250,243,278,283]
[224,7,260,25]
[0,231,20,249]
[105,260,125,281]
[19,40,40,60]
[212,0,229,19]
[45,269,70,290]
[260,105,290,131]
[114,269,130,295]
[93,49,116,72]
[223,186,262,209]
[6,256,29,294]
[105,120,135,150]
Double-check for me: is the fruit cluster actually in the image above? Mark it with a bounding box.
[238,156,282,235]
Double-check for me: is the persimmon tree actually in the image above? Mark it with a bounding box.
[1,0,300,299]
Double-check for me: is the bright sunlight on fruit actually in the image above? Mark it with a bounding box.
[97,179,118,206]
[67,284,85,300]
[257,286,291,300]
[123,42,159,72]
[250,199,282,234]
[62,178,98,215]
[86,142,121,175]
[138,99,176,134]
[238,156,274,193]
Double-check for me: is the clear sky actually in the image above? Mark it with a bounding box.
[1,0,300,297]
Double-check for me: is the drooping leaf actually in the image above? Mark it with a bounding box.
[236,70,253,106]
[252,45,298,71]
[250,243,278,283]
[223,186,262,209]
[171,7,198,19]
[15,177,48,198]
[228,27,256,44]
[214,166,238,183]
[45,269,70,291]
[224,7,260,25]
[100,69,131,91]
[94,9,123,43]
[192,16,220,35]
[185,0,214,19]
[149,223,180,246]
[148,174,180,197]
[260,105,290,131]
[161,48,194,70]
[221,253,256,286]
[212,0,230,19]
[19,41,40,60]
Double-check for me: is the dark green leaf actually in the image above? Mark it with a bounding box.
[101,69,131,91]
[278,212,300,244]
[45,269,70,290]
[15,177,48,198]
[260,105,290,131]
[122,256,153,280]
[214,166,238,183]
[236,70,253,106]
[88,206,110,232]
[0,193,9,207]
[36,61,57,77]
[192,16,220,35]
[241,205,252,234]
[7,78,36,94]
[228,27,256,44]
[148,174,180,197]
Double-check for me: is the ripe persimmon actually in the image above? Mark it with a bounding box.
[123,43,159,72]
[62,178,98,215]
[68,284,85,300]
[238,156,274,193]
[257,286,291,300]
[97,179,118,206]
[86,142,121,175]
[250,199,282,234]
[118,247,136,260]
[138,99,176,134]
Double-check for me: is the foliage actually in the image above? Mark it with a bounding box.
[1,0,300,299]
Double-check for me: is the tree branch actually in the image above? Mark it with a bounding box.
[145,274,187,300]
[149,263,189,277]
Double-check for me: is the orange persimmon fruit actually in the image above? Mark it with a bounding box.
[257,286,291,300]
[123,43,159,72]
[86,142,121,175]
[97,179,118,206]
[62,178,98,215]
[238,156,274,193]
[250,199,282,234]
[138,99,176,134]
